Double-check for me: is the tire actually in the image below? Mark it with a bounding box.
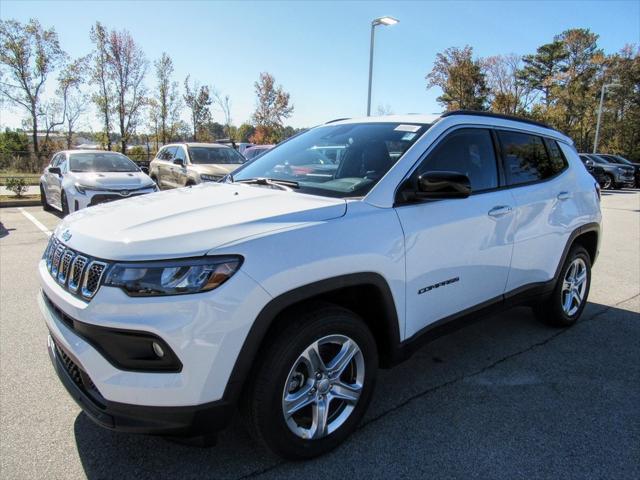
[534,245,591,327]
[40,185,52,211]
[151,175,160,188]
[602,173,614,190]
[61,191,70,216]
[242,304,378,459]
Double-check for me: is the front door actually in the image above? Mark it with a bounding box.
[395,127,516,338]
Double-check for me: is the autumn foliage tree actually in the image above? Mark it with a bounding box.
[183,75,212,141]
[251,72,293,144]
[426,46,488,111]
[0,19,66,159]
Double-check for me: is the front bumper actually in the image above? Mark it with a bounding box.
[47,333,233,436]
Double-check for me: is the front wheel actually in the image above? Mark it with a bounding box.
[602,173,614,190]
[61,191,70,216]
[242,305,378,459]
[40,185,52,211]
[534,245,591,327]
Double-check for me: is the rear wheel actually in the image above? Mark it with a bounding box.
[534,245,591,327]
[40,185,52,211]
[242,305,378,459]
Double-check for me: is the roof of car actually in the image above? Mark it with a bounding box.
[171,142,231,148]
[326,111,571,144]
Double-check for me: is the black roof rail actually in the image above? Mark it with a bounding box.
[441,110,555,130]
[325,118,350,124]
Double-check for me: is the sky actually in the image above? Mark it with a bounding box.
[1,0,638,132]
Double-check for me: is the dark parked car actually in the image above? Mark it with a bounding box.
[578,155,607,186]
[597,154,640,188]
[579,153,635,189]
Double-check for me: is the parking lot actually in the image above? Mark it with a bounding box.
[0,190,638,479]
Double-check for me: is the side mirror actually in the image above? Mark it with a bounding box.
[49,166,62,176]
[173,158,185,167]
[584,159,594,167]
[415,171,471,199]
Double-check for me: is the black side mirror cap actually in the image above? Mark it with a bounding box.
[49,167,62,176]
[173,158,185,166]
[414,171,472,199]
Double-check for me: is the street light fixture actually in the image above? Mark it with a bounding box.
[593,82,622,154]
[367,16,399,116]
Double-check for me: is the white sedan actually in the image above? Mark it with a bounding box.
[40,150,157,215]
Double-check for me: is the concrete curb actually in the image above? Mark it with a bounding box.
[0,200,41,208]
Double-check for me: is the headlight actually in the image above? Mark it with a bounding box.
[103,256,242,297]
[74,182,89,195]
[200,174,221,182]
[617,167,626,174]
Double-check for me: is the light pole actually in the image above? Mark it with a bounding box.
[593,82,621,154]
[367,16,399,116]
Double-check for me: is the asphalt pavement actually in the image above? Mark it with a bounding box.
[1,190,638,480]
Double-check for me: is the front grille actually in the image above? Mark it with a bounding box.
[43,237,109,301]
[88,193,144,207]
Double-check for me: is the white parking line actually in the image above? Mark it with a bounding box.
[19,208,52,237]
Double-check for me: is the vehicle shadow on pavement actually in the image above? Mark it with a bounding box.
[73,300,640,480]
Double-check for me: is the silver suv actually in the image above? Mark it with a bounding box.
[149,143,245,189]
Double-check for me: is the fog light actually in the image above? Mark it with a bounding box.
[152,341,165,358]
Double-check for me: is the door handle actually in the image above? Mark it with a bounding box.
[557,191,571,201]
[488,205,513,217]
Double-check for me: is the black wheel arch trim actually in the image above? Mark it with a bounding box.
[221,272,401,403]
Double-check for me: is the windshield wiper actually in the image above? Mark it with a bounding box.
[234,177,299,189]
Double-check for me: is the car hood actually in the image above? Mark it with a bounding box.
[190,163,241,176]
[71,171,154,190]
[55,182,347,260]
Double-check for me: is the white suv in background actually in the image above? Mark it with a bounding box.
[38,112,601,459]
[40,150,157,215]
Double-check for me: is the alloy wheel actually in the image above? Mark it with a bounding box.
[561,257,588,316]
[282,334,364,440]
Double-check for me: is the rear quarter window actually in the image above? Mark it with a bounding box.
[498,131,558,186]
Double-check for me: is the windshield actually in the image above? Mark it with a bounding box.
[232,122,429,198]
[69,152,139,173]
[188,146,245,165]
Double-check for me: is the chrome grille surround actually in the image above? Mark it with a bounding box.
[43,236,110,301]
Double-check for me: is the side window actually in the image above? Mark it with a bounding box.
[544,139,569,176]
[155,148,166,160]
[174,146,187,163]
[60,159,68,173]
[159,147,177,160]
[498,131,553,185]
[51,153,62,167]
[417,128,498,192]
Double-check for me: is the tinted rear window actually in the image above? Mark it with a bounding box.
[499,131,555,186]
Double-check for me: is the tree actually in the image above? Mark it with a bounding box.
[520,41,568,107]
[0,19,66,159]
[90,22,114,150]
[251,72,293,143]
[376,104,394,115]
[153,52,181,144]
[107,28,148,153]
[484,54,534,115]
[235,123,255,143]
[426,46,488,111]
[213,91,233,139]
[183,75,212,141]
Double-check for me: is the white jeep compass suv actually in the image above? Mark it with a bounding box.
[38,111,601,459]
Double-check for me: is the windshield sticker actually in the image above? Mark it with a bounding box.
[394,124,421,133]
[401,132,417,141]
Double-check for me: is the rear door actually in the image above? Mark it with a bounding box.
[497,130,573,292]
[396,127,517,338]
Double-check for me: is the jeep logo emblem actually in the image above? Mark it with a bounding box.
[61,229,72,242]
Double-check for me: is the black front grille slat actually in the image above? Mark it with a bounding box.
[43,237,109,301]
[51,337,105,406]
